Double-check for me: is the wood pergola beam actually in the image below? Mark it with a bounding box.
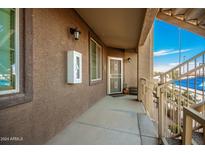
[197,12,205,25]
[138,8,159,46]
[157,12,205,38]
[172,8,188,16]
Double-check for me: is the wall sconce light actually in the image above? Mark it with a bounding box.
[70,27,81,40]
[127,57,132,63]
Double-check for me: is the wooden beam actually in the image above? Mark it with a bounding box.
[185,9,205,21]
[138,8,159,46]
[199,24,205,29]
[157,12,205,38]
[186,19,198,26]
[204,125,205,144]
[174,14,185,21]
[161,9,172,16]
[161,8,171,11]
[172,8,189,16]
[197,12,205,25]
[184,8,194,21]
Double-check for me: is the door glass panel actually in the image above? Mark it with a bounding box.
[110,78,121,93]
[110,59,121,75]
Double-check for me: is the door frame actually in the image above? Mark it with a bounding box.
[107,56,123,94]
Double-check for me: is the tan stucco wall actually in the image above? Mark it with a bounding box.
[124,50,137,88]
[138,26,154,116]
[0,9,107,144]
[0,9,139,144]
[106,47,124,58]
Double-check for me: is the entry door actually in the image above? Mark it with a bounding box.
[108,57,123,94]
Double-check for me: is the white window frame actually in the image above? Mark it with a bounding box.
[0,8,20,95]
[90,38,102,82]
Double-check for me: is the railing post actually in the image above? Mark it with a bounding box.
[158,73,166,139]
[182,108,193,145]
[160,74,165,84]
[159,87,165,138]
[203,125,205,144]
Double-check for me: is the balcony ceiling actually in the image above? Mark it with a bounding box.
[157,8,205,37]
[75,8,146,49]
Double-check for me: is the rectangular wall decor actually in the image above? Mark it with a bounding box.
[67,51,82,84]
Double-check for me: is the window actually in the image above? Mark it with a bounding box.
[0,8,33,110]
[0,8,19,95]
[90,38,102,82]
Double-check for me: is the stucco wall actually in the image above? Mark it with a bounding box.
[124,50,138,88]
[106,47,124,58]
[138,29,153,82]
[138,26,154,116]
[0,9,107,144]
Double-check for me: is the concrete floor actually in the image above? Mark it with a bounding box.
[47,95,158,145]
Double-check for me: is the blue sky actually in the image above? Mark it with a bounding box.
[153,18,205,72]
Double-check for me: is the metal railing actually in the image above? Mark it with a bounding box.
[140,77,158,122]
[183,102,205,144]
[156,51,205,143]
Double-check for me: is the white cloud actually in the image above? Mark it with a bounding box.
[154,48,191,57]
[154,62,179,72]
[154,48,200,72]
[154,65,172,72]
[169,62,179,66]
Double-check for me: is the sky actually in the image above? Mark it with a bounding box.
[153,18,205,73]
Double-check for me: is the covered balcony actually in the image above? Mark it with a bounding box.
[0,8,204,145]
[47,95,158,144]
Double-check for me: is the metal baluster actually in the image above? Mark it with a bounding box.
[194,59,197,102]
[187,62,189,107]
[170,71,173,137]
[178,67,181,134]
[164,74,167,137]
[202,54,205,117]
[192,59,197,131]
[164,84,168,137]
[185,61,190,137]
[172,79,176,137]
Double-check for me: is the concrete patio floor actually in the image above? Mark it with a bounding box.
[47,95,158,145]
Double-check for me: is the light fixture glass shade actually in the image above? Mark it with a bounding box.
[74,31,80,40]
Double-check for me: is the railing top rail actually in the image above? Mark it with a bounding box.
[191,101,205,109]
[184,107,205,125]
[158,63,205,87]
[163,50,205,75]
[191,101,205,112]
